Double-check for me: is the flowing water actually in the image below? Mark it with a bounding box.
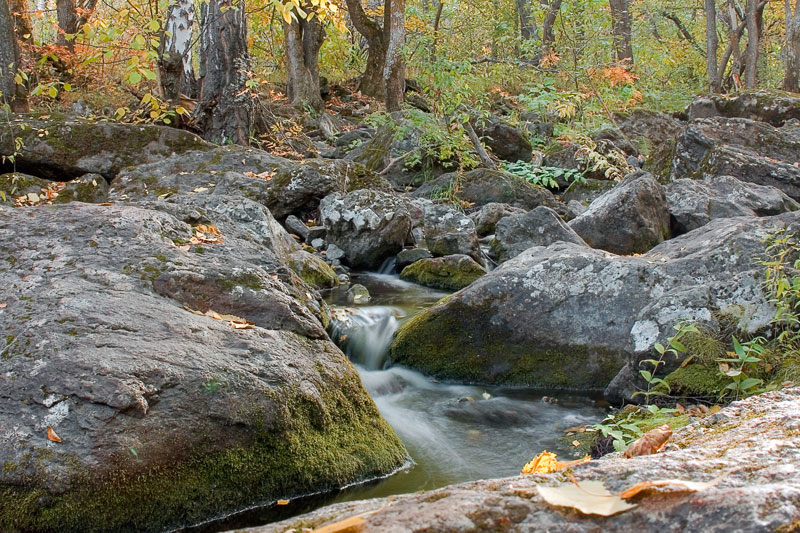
[190,273,606,532]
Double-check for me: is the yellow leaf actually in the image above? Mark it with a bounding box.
[276,499,289,505]
[312,516,365,532]
[48,86,58,98]
[521,451,590,475]
[282,9,292,23]
[536,479,636,516]
[47,426,62,443]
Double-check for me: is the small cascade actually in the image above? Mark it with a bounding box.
[377,256,397,275]
[328,306,402,370]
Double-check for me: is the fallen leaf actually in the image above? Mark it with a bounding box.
[624,425,672,458]
[709,404,722,414]
[618,476,723,499]
[47,426,62,442]
[521,451,590,474]
[313,516,365,533]
[572,440,581,447]
[276,499,290,506]
[536,479,637,516]
[192,187,209,193]
[0,302,6,308]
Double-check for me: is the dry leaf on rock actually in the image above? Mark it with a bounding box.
[521,451,590,475]
[47,426,62,442]
[312,516,365,533]
[536,479,637,516]
[618,476,723,499]
[276,499,290,506]
[624,424,672,458]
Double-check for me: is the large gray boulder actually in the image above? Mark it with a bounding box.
[569,171,671,255]
[109,146,390,219]
[0,114,211,180]
[490,206,587,263]
[686,91,800,126]
[0,203,406,532]
[236,387,800,533]
[391,212,791,394]
[423,203,482,262]
[666,175,799,234]
[671,117,800,199]
[470,202,526,236]
[473,114,532,162]
[413,168,567,214]
[320,189,412,269]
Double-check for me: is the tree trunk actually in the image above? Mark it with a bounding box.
[744,0,763,88]
[705,0,720,92]
[784,0,800,92]
[8,0,32,42]
[430,0,443,62]
[345,0,387,98]
[516,0,536,41]
[283,10,325,111]
[1,0,28,112]
[541,0,562,56]
[159,0,196,103]
[56,0,78,50]
[384,0,405,112]
[609,0,633,64]
[197,0,250,145]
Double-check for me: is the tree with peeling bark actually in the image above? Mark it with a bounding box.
[158,0,197,104]
[197,0,251,145]
[383,0,405,112]
[1,0,28,112]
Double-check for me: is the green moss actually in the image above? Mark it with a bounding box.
[399,257,485,291]
[214,272,264,291]
[391,299,624,390]
[660,364,730,397]
[0,372,407,533]
[287,257,338,290]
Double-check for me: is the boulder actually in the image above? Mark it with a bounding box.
[423,203,482,263]
[109,146,390,219]
[613,109,685,182]
[671,117,800,199]
[0,114,211,180]
[0,203,406,532]
[396,247,433,270]
[284,214,310,240]
[413,169,567,214]
[54,173,109,203]
[0,172,109,205]
[473,114,532,162]
[0,172,51,204]
[666,175,799,234]
[400,255,486,291]
[490,206,587,263]
[686,91,800,126]
[390,212,790,393]
[320,190,412,269]
[470,202,526,236]
[233,388,800,533]
[569,171,670,255]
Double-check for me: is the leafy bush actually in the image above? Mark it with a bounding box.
[502,160,585,190]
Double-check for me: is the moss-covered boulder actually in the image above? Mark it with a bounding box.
[400,254,486,291]
[0,172,50,203]
[109,145,389,220]
[0,113,212,180]
[391,213,796,396]
[686,91,800,126]
[0,203,406,533]
[53,173,109,203]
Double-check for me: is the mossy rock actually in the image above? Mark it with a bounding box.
[287,250,339,290]
[660,364,730,398]
[400,254,486,291]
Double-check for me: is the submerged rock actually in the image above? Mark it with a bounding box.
[391,212,792,394]
[236,387,800,533]
[400,254,486,291]
[0,203,406,532]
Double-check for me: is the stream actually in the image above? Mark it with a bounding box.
[189,273,606,532]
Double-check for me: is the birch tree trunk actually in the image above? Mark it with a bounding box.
[159,0,196,103]
[197,0,251,145]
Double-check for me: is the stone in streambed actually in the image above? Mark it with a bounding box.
[400,255,486,291]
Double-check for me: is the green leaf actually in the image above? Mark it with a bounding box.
[740,378,763,390]
[48,86,58,98]
[129,71,143,84]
